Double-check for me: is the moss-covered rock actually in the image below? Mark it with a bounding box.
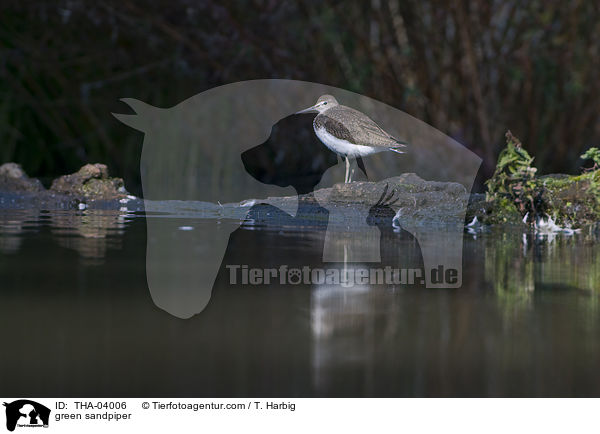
[535,171,600,227]
[474,131,600,228]
[50,163,128,200]
[467,194,525,226]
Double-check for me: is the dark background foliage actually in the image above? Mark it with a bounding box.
[2,0,599,194]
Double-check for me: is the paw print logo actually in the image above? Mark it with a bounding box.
[287,268,302,285]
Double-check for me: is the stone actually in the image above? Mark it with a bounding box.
[0,163,44,192]
[50,163,128,200]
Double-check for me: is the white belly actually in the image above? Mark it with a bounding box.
[315,127,385,158]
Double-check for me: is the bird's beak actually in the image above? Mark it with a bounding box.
[295,105,318,114]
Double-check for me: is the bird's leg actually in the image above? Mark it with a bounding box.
[345,156,350,183]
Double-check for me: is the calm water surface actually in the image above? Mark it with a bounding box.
[1,207,599,397]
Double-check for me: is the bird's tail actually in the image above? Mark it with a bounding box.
[390,141,408,154]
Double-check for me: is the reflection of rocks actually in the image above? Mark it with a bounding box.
[0,231,21,254]
[311,174,464,287]
[0,163,44,192]
[0,221,23,254]
[481,229,535,317]
[0,206,132,261]
[51,210,128,265]
[0,210,34,254]
[50,163,128,200]
[479,226,600,300]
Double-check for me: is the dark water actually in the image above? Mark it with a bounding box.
[1,207,600,397]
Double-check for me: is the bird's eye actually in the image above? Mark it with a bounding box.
[323,102,327,105]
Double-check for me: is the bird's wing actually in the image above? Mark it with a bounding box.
[327,106,407,148]
[314,114,354,142]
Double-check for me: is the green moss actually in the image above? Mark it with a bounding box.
[485,197,524,225]
[536,171,600,227]
[485,131,541,220]
[475,134,600,228]
[581,147,600,170]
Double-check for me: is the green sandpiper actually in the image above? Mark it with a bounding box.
[297,95,407,183]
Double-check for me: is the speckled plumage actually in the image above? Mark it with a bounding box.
[297,94,407,182]
[313,103,405,151]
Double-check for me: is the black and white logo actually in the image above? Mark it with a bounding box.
[3,400,50,432]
